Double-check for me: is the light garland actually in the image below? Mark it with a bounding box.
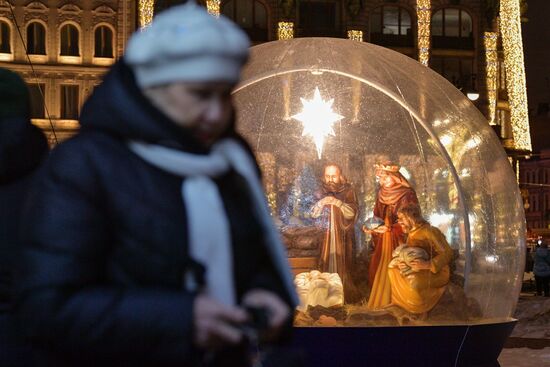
[500,0,531,151]
[138,0,154,28]
[416,0,431,66]
[278,21,294,40]
[206,0,220,17]
[347,30,363,42]
[484,32,498,125]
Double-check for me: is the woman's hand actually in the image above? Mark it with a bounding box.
[241,289,290,342]
[193,294,248,349]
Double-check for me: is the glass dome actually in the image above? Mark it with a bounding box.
[233,38,525,326]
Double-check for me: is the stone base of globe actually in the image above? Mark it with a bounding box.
[293,319,516,367]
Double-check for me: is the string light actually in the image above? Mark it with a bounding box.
[138,0,154,28]
[416,0,431,66]
[500,0,531,151]
[484,32,498,125]
[206,0,220,17]
[347,30,363,42]
[278,21,294,40]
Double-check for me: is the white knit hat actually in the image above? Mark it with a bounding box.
[125,1,250,88]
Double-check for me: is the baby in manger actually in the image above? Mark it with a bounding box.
[389,244,430,277]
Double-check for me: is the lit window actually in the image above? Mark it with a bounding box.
[94,26,113,58]
[430,56,473,90]
[297,0,340,37]
[27,22,46,55]
[222,0,268,42]
[369,6,413,47]
[28,83,46,119]
[432,8,473,49]
[0,20,10,53]
[60,24,79,56]
[60,85,79,120]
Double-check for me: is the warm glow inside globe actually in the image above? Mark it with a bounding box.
[233,38,525,325]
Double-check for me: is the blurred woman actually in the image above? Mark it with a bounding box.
[0,67,48,366]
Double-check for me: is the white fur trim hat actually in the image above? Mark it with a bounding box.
[125,1,250,88]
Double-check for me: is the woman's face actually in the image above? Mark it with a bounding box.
[145,81,234,146]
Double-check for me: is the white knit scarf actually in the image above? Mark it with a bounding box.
[128,138,297,307]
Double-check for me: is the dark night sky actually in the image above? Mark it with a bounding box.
[522,1,550,152]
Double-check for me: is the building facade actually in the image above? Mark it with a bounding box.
[207,0,527,157]
[0,0,528,156]
[0,0,136,144]
[520,150,550,230]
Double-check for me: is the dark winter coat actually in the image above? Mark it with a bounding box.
[16,60,293,366]
[0,115,48,310]
[0,76,48,366]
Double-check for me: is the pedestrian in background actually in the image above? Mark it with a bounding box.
[0,67,48,366]
[533,241,550,297]
[16,3,298,366]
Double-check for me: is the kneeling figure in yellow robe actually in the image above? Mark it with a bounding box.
[388,204,453,315]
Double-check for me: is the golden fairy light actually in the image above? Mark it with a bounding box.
[347,30,363,42]
[278,22,294,40]
[291,88,344,159]
[416,0,431,66]
[500,0,531,151]
[138,0,154,28]
[206,0,220,17]
[484,32,498,125]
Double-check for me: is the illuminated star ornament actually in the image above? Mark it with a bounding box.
[291,88,344,159]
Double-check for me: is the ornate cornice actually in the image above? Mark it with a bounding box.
[92,4,116,26]
[59,3,82,14]
[0,1,13,20]
[21,1,48,23]
[25,1,48,12]
[0,0,11,11]
[58,3,82,24]
[93,5,116,16]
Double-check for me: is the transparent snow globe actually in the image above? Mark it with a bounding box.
[233,38,525,366]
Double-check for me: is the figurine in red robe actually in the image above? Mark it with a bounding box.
[363,162,419,309]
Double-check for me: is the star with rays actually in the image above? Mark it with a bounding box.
[291,87,344,159]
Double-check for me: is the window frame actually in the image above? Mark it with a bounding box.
[430,56,474,91]
[221,0,269,42]
[431,7,474,49]
[58,22,82,64]
[369,5,414,47]
[297,0,341,38]
[59,84,80,120]
[28,83,46,119]
[60,23,80,56]
[0,18,13,61]
[26,21,47,55]
[93,24,116,65]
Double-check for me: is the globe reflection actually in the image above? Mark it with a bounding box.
[233,38,525,327]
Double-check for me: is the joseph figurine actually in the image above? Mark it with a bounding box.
[311,164,359,302]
